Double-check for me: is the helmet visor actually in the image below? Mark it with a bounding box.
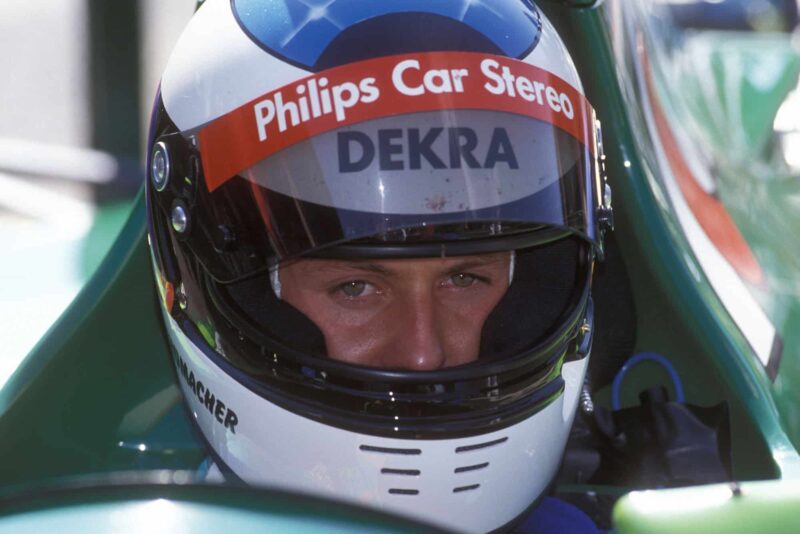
[192,52,601,280]
[240,109,598,259]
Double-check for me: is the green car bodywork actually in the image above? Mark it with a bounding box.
[1,0,800,531]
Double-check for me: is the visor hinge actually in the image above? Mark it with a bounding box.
[597,182,614,233]
[570,298,594,361]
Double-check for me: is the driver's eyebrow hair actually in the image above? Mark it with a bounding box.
[311,261,394,276]
[446,255,509,270]
[443,260,497,274]
[327,254,508,276]
[342,262,393,275]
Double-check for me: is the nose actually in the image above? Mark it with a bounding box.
[389,292,446,371]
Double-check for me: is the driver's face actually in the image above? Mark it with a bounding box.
[279,253,512,370]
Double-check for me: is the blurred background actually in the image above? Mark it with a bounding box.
[0,0,194,386]
[0,0,799,390]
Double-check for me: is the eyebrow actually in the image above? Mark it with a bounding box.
[443,256,508,273]
[309,261,393,276]
[340,262,394,275]
[311,254,509,277]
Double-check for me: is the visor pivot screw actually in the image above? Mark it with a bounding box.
[171,203,190,234]
[580,321,591,336]
[213,224,236,252]
[580,378,594,415]
[597,183,614,231]
[151,141,171,191]
[176,283,188,310]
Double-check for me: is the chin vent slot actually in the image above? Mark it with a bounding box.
[454,462,489,474]
[455,437,508,453]
[389,488,420,496]
[360,445,421,455]
[381,468,421,476]
[453,484,480,493]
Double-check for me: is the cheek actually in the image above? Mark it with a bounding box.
[281,287,388,365]
[440,286,508,360]
[323,327,385,365]
[281,277,509,368]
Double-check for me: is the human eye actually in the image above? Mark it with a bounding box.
[450,273,477,288]
[446,272,490,289]
[336,280,377,298]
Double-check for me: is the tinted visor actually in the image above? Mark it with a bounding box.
[241,109,597,257]
[186,52,601,281]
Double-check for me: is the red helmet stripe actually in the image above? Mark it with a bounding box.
[198,51,595,192]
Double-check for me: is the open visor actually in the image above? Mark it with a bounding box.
[179,53,602,281]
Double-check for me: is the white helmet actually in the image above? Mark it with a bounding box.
[146,0,611,531]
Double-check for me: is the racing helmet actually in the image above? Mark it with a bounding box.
[146,0,612,531]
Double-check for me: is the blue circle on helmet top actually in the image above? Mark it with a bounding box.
[232,0,542,71]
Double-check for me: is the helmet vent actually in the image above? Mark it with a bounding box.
[388,488,420,496]
[381,468,421,476]
[359,445,422,455]
[454,462,489,474]
[455,437,508,453]
[453,484,481,493]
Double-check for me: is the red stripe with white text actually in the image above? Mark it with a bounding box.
[199,51,595,192]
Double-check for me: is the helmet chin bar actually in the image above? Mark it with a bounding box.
[156,192,597,530]
[165,310,590,533]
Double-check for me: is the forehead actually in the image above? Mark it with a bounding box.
[285,252,511,276]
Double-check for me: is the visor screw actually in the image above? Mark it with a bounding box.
[580,321,591,336]
[598,183,614,231]
[151,141,171,191]
[213,224,236,252]
[171,203,189,234]
[188,154,201,181]
[176,283,188,310]
[580,380,595,415]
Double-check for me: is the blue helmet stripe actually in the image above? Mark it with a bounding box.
[232,0,542,69]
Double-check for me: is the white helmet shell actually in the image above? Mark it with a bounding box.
[148,1,601,531]
[160,0,585,132]
[167,313,589,532]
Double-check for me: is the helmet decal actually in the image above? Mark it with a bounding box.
[231,0,543,69]
[199,51,594,191]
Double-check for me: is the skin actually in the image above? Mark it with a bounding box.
[279,253,512,370]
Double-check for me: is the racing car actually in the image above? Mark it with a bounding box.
[1,0,799,532]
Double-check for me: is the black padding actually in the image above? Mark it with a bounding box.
[586,232,637,387]
[314,13,504,70]
[222,274,328,355]
[590,388,731,487]
[479,238,583,358]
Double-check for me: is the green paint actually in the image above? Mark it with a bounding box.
[0,483,433,533]
[2,2,800,531]
[79,200,134,279]
[614,480,800,534]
